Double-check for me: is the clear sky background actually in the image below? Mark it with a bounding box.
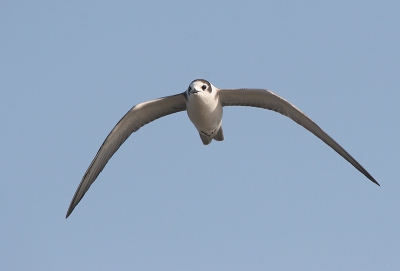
[1,1,399,270]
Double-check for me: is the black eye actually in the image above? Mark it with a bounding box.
[202,85,207,90]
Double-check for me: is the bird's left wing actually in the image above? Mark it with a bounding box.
[219,88,379,186]
[66,93,187,218]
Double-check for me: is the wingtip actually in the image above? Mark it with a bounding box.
[65,205,74,219]
[369,176,380,186]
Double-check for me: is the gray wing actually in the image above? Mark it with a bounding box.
[66,93,187,218]
[219,88,379,186]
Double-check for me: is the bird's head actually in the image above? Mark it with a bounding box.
[186,79,213,97]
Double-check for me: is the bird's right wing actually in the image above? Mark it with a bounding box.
[219,88,379,186]
[66,93,187,218]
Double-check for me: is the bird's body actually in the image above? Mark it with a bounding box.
[66,79,379,218]
[186,79,224,144]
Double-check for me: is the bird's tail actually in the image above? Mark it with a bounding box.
[199,133,212,145]
[199,126,224,145]
[213,126,224,141]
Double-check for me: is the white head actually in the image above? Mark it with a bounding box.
[186,79,215,98]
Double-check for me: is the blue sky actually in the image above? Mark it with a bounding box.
[1,1,399,270]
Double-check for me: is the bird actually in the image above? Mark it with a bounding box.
[66,79,379,218]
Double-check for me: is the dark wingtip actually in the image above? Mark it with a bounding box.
[369,176,380,186]
[65,205,74,219]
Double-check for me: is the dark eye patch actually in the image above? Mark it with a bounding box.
[202,85,207,90]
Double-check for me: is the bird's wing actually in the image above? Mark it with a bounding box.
[66,93,187,218]
[219,88,379,186]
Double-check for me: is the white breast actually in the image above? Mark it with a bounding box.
[186,89,223,134]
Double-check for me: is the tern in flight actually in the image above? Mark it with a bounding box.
[66,79,379,218]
